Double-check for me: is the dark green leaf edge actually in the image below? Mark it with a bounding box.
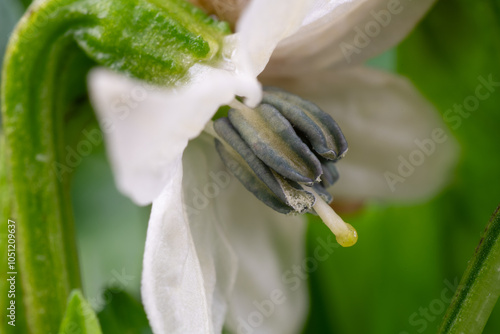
[438,204,500,334]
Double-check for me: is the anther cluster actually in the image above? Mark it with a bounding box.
[213,87,348,214]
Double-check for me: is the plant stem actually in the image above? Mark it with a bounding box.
[2,14,88,334]
[438,204,500,334]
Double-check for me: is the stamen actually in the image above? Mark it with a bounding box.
[213,117,315,214]
[263,88,348,161]
[211,94,357,247]
[304,186,358,247]
[228,101,322,183]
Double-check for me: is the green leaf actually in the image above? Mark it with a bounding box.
[97,289,152,334]
[438,205,500,334]
[59,290,102,334]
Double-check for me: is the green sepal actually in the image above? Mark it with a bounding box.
[59,290,102,334]
[15,0,230,86]
[74,0,230,84]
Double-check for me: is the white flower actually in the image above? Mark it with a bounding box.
[88,0,457,333]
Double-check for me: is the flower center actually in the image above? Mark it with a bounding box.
[206,87,357,247]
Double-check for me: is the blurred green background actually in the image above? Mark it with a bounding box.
[1,0,499,333]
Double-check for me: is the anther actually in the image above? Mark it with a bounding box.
[319,159,339,187]
[210,90,357,246]
[228,101,322,184]
[262,87,348,161]
[213,118,315,214]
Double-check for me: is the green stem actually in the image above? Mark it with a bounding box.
[1,136,28,333]
[1,1,228,332]
[2,16,88,334]
[438,204,500,334]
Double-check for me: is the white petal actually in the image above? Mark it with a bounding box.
[233,0,313,77]
[88,66,260,205]
[142,135,308,334]
[263,66,459,202]
[185,136,309,334]
[263,0,435,77]
[218,169,309,332]
[142,135,238,334]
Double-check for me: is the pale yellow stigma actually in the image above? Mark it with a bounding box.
[305,187,358,247]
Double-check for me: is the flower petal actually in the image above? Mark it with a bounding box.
[142,135,239,334]
[219,171,309,332]
[263,0,435,78]
[188,136,309,334]
[263,66,459,201]
[88,66,260,205]
[233,0,313,77]
[142,135,308,334]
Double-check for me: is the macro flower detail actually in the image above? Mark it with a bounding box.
[214,89,346,198]
[211,88,359,247]
[86,0,458,333]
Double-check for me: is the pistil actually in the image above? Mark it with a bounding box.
[304,186,358,247]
